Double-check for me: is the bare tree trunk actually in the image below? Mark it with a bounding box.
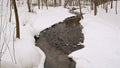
[38,0,40,9]
[103,2,105,9]
[75,0,78,6]
[70,0,74,6]
[59,0,61,6]
[72,0,75,6]
[78,0,83,19]
[54,0,57,7]
[52,0,53,6]
[41,0,44,9]
[45,0,48,9]
[64,0,69,8]
[91,0,94,10]
[27,0,32,12]
[115,0,117,14]
[83,0,86,7]
[9,0,12,22]
[110,0,113,9]
[12,0,20,39]
[105,1,108,13]
[94,0,97,15]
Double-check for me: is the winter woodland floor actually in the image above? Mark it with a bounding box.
[1,1,120,68]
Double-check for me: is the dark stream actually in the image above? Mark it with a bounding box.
[35,15,84,68]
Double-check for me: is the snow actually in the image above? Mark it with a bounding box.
[30,7,74,35]
[1,60,21,68]
[1,1,120,68]
[1,25,46,68]
[69,1,120,68]
[1,5,73,68]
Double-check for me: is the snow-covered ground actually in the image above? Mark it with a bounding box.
[1,1,120,68]
[69,2,120,68]
[1,5,73,68]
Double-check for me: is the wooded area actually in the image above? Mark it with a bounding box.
[0,0,118,39]
[0,0,120,68]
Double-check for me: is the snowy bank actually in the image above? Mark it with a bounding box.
[1,6,73,68]
[69,1,120,68]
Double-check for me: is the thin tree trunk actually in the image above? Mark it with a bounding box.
[59,0,61,6]
[64,0,69,8]
[45,0,48,9]
[70,0,74,6]
[54,0,57,7]
[38,0,40,9]
[72,0,75,6]
[115,0,117,14]
[12,0,20,38]
[105,1,108,13]
[78,0,83,19]
[41,0,43,9]
[27,0,32,12]
[9,1,12,22]
[111,0,113,9]
[51,0,54,6]
[94,0,97,15]
[91,0,94,10]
